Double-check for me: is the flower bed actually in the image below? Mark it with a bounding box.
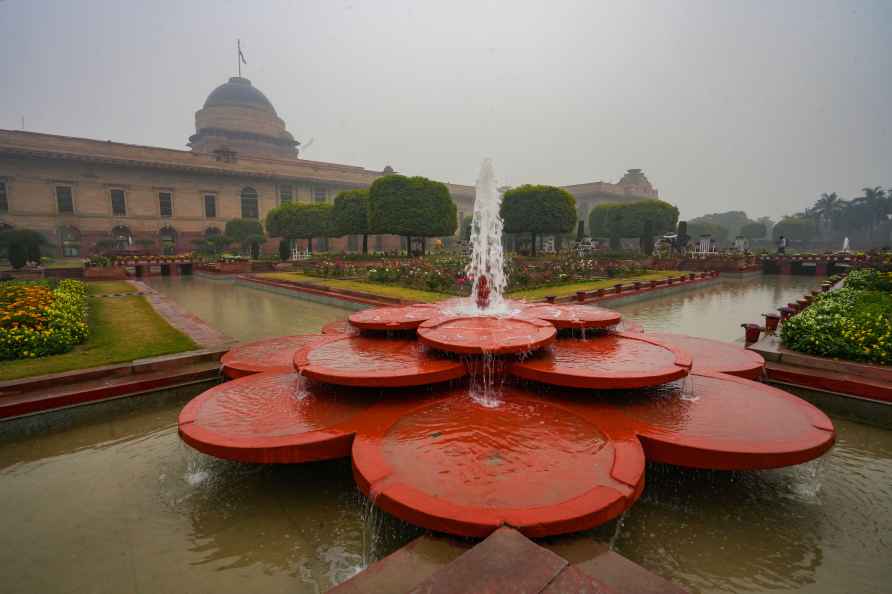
[0,280,89,360]
[781,283,892,366]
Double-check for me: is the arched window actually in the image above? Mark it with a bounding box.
[241,187,259,219]
[159,226,177,255]
[59,226,81,257]
[112,225,132,250]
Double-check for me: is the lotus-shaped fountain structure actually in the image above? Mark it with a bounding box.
[178,160,834,538]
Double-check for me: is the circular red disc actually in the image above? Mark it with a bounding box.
[520,304,622,329]
[352,386,644,538]
[417,316,556,355]
[615,371,835,469]
[321,319,353,335]
[294,334,466,387]
[616,319,644,333]
[510,332,691,389]
[649,332,765,379]
[178,372,375,463]
[348,304,440,331]
[221,335,327,379]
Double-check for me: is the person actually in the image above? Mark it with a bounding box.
[777,235,787,255]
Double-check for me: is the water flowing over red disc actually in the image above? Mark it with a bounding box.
[348,304,441,331]
[612,370,835,469]
[321,319,353,335]
[352,386,644,538]
[294,334,466,387]
[520,304,622,329]
[220,335,327,379]
[417,316,556,355]
[616,319,644,333]
[178,372,375,463]
[649,332,765,379]
[510,332,691,389]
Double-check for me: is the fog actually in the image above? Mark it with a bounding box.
[1,0,889,219]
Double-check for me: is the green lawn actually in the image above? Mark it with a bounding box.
[0,282,197,380]
[257,270,689,304]
[257,272,452,303]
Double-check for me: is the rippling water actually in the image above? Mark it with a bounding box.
[1,274,890,593]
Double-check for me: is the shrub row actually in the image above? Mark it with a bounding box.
[0,279,89,360]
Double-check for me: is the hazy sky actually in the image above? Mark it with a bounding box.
[2,0,890,220]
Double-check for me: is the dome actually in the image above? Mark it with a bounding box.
[203,77,276,114]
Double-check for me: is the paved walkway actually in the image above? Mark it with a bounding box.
[128,280,233,348]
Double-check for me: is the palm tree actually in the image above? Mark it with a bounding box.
[813,192,844,236]
[857,187,888,243]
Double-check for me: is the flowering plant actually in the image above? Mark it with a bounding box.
[0,280,89,360]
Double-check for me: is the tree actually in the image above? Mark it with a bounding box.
[641,219,655,255]
[772,217,818,243]
[332,189,370,254]
[589,200,679,240]
[461,215,473,241]
[687,210,753,239]
[266,203,333,255]
[224,219,265,258]
[278,239,291,261]
[369,174,457,255]
[0,229,47,269]
[687,222,729,245]
[501,185,576,256]
[676,221,690,253]
[739,222,767,239]
[814,192,844,231]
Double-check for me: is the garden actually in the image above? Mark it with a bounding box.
[0,279,89,360]
[781,268,892,365]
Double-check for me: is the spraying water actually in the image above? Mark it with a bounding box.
[465,158,508,314]
[842,237,850,253]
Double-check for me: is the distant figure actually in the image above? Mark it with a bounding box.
[777,235,787,255]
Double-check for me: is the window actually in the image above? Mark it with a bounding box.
[60,227,81,257]
[313,187,327,203]
[110,189,126,216]
[0,181,7,212]
[204,194,217,218]
[112,225,132,249]
[159,192,173,217]
[56,186,74,213]
[241,187,259,219]
[279,185,293,205]
[159,226,177,255]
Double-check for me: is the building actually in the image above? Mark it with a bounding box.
[0,76,658,257]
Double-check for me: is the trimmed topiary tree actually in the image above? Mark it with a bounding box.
[740,222,767,240]
[369,174,457,256]
[224,219,265,257]
[0,229,47,269]
[501,185,576,256]
[589,200,679,241]
[332,189,370,254]
[266,203,332,255]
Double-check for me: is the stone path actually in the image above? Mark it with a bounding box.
[127,280,233,348]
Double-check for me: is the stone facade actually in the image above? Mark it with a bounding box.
[0,76,657,257]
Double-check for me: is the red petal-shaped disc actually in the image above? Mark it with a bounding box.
[616,319,644,333]
[649,332,765,379]
[221,334,327,379]
[178,372,376,463]
[417,316,556,355]
[510,332,691,389]
[352,385,644,538]
[520,304,622,329]
[616,370,835,469]
[348,304,441,330]
[294,334,466,387]
[321,319,354,335]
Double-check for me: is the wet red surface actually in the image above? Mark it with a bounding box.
[649,332,765,379]
[510,332,691,389]
[418,316,556,355]
[520,304,622,329]
[220,334,327,379]
[178,372,375,463]
[348,304,441,330]
[352,385,644,538]
[294,334,466,387]
[321,319,353,335]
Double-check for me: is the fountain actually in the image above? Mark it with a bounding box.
[842,237,850,253]
[188,160,835,538]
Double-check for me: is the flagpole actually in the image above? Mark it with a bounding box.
[237,39,241,77]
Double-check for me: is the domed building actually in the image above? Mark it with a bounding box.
[0,73,658,258]
[189,77,299,160]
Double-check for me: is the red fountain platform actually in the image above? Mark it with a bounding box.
[221,334,327,379]
[519,304,622,329]
[321,319,353,335]
[604,370,835,469]
[510,332,691,389]
[418,316,556,355]
[649,332,765,379]
[348,304,441,331]
[294,334,466,387]
[178,372,376,463]
[351,386,644,538]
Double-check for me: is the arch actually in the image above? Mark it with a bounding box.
[240,187,259,219]
[159,225,177,255]
[59,226,81,257]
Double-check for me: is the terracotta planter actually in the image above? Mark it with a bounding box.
[763,313,780,333]
[741,323,761,344]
